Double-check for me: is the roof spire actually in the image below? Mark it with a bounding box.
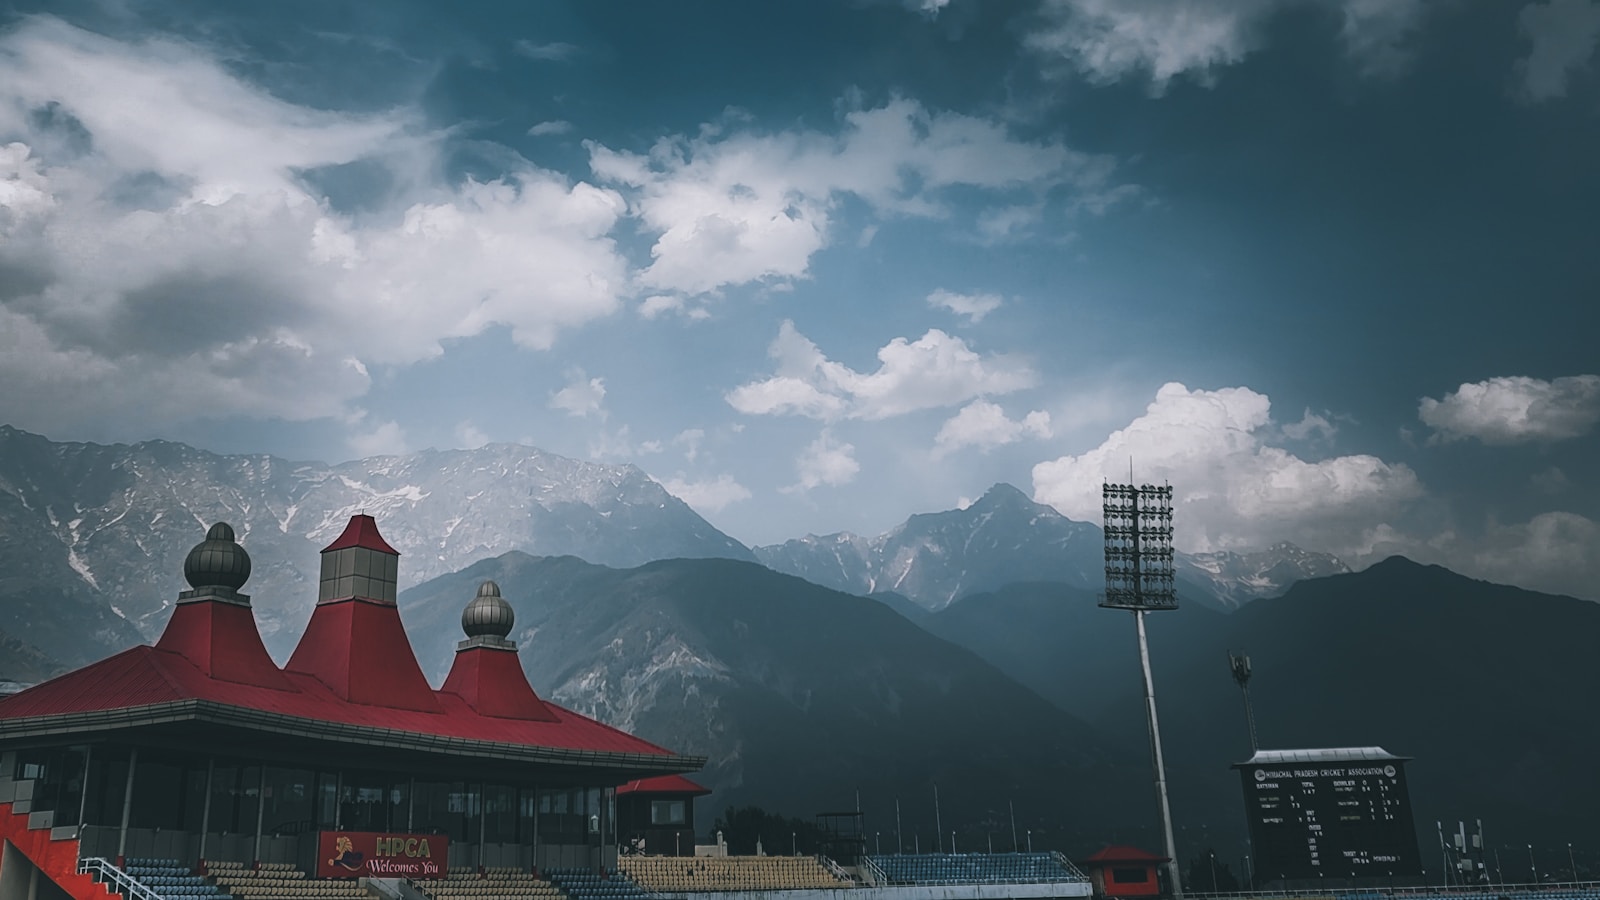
[180,522,252,605]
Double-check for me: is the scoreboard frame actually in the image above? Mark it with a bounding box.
[1234,747,1423,889]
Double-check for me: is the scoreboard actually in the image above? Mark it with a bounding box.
[1237,749,1423,885]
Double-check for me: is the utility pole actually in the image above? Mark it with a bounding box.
[1228,651,1258,753]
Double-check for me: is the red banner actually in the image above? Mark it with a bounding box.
[316,831,448,879]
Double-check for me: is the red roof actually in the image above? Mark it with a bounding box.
[0,515,688,763]
[440,644,560,722]
[616,774,710,796]
[0,641,674,756]
[322,514,399,554]
[1081,845,1169,865]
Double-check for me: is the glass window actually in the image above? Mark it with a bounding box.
[262,768,316,836]
[483,784,517,844]
[650,801,686,826]
[82,747,130,827]
[1112,867,1149,884]
[130,753,188,830]
[339,771,393,832]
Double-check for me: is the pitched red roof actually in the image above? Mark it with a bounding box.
[286,596,441,712]
[321,514,399,554]
[1082,845,1169,865]
[616,774,710,796]
[440,644,559,722]
[0,641,674,756]
[0,514,694,767]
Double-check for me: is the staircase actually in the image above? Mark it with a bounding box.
[0,801,122,900]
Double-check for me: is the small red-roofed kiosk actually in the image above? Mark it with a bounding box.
[0,516,705,899]
[1080,845,1167,899]
[615,775,710,857]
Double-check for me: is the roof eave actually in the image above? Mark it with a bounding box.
[0,699,707,774]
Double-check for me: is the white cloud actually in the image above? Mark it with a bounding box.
[926,289,1004,323]
[1032,382,1422,555]
[1026,0,1424,90]
[673,428,706,463]
[1414,512,1600,601]
[727,320,1035,421]
[456,421,491,449]
[786,431,860,492]
[549,371,608,418]
[1282,409,1337,441]
[934,400,1051,457]
[1516,0,1600,101]
[513,40,580,62]
[0,19,629,439]
[1418,375,1600,444]
[658,473,753,513]
[347,418,407,457]
[587,96,1122,296]
[528,120,574,137]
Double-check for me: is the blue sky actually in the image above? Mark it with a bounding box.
[1,0,1597,597]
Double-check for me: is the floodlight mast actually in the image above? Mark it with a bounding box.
[1229,651,1259,753]
[1101,482,1182,900]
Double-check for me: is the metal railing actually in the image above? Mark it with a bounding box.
[817,855,856,886]
[856,856,887,887]
[78,857,165,900]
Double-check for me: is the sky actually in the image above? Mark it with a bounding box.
[0,0,1597,598]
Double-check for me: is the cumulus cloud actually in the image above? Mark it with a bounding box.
[1032,382,1422,554]
[549,370,608,418]
[1516,0,1600,101]
[926,288,1004,323]
[727,320,1035,421]
[1465,512,1600,599]
[786,431,860,492]
[528,120,574,137]
[587,96,1124,296]
[1026,0,1424,90]
[0,18,629,438]
[934,400,1051,457]
[1418,375,1600,444]
[657,473,753,513]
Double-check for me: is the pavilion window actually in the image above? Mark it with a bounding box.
[483,783,517,844]
[129,751,191,830]
[262,767,316,836]
[650,800,686,826]
[413,779,471,841]
[314,770,339,830]
[209,764,261,834]
[339,770,394,832]
[81,746,131,827]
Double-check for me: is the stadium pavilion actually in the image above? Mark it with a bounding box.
[0,516,705,900]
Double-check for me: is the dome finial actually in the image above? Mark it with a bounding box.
[181,521,252,602]
[460,580,515,646]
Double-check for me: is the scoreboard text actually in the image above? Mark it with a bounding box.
[1242,761,1422,883]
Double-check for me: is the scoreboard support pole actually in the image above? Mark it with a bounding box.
[1137,609,1183,900]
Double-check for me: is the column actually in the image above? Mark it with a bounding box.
[197,759,214,862]
[252,767,267,864]
[116,747,138,863]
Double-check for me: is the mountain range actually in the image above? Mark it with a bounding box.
[0,425,749,660]
[7,426,1591,855]
[0,427,1338,666]
[755,483,1347,611]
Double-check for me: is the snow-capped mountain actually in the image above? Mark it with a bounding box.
[0,426,752,659]
[754,483,1104,610]
[1177,542,1351,608]
[755,483,1347,611]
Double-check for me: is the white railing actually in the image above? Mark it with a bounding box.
[78,857,166,900]
[858,855,888,887]
[818,855,856,885]
[1049,850,1091,881]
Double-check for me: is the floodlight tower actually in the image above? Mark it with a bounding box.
[1101,482,1183,899]
[1229,651,1259,753]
